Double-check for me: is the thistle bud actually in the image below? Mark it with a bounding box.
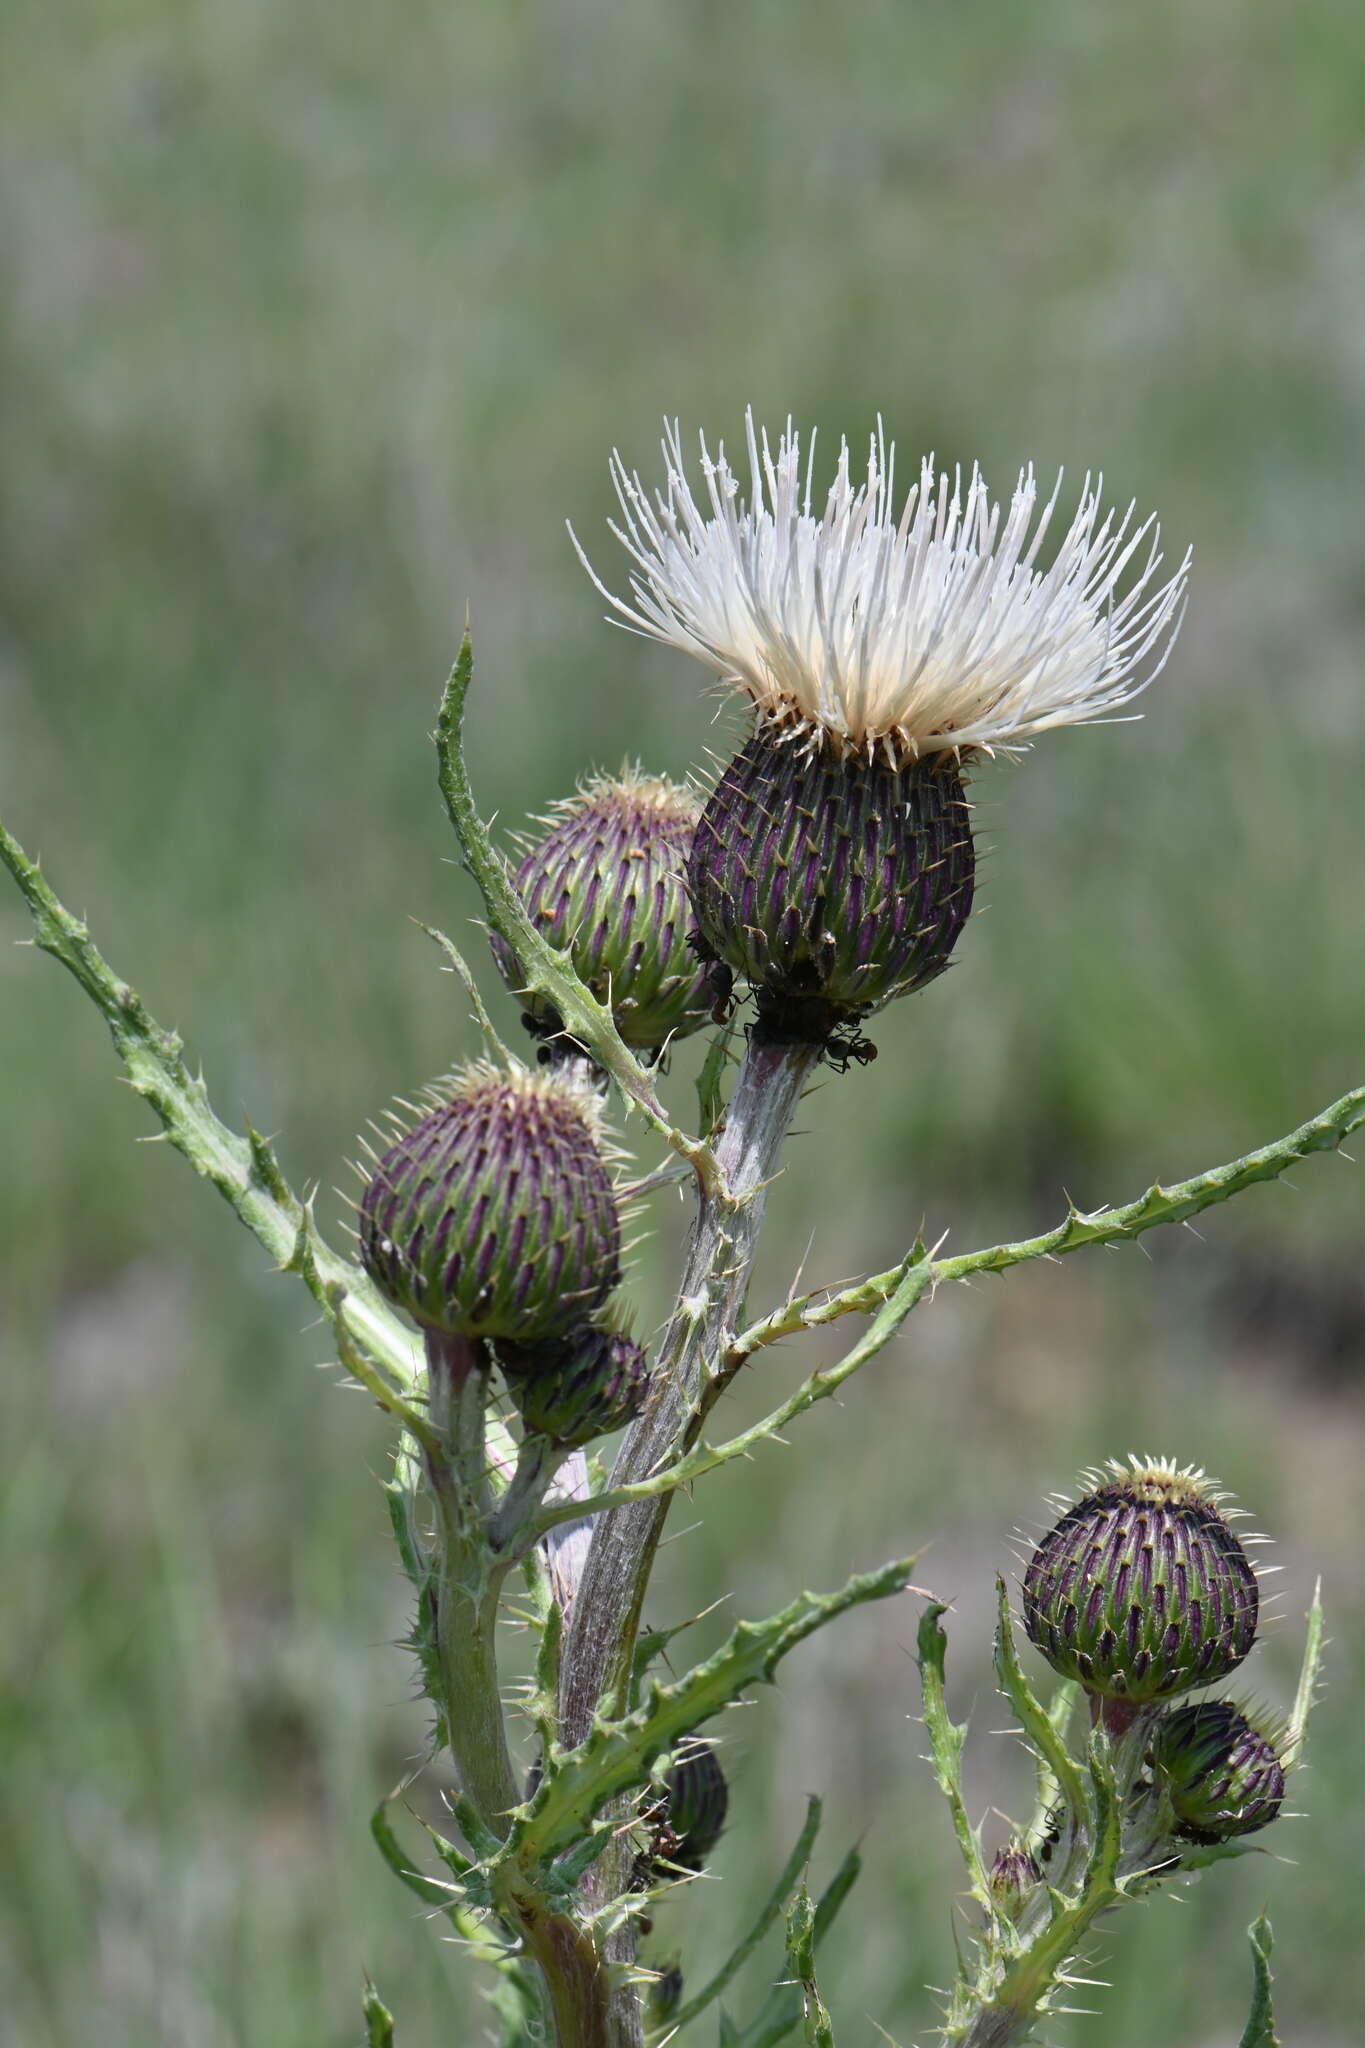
[1022,1460,1258,1706]
[358,1062,620,1345]
[492,770,711,1055]
[1150,1701,1286,1844]
[504,1324,651,1447]
[660,1739,729,1873]
[687,728,975,1049]
[988,1841,1042,1918]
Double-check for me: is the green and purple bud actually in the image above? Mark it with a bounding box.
[988,1841,1042,1919]
[358,1062,621,1345]
[492,769,711,1056]
[1022,1460,1259,1706]
[1150,1701,1286,1844]
[503,1323,651,1447]
[686,725,975,1051]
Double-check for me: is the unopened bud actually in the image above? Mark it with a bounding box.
[1151,1700,1286,1844]
[660,1739,729,1874]
[505,1325,651,1447]
[359,1062,620,1344]
[648,1964,683,2023]
[988,1840,1042,1918]
[1022,1459,1259,1705]
[493,770,710,1055]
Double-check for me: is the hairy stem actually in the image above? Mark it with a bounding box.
[557,1033,819,2048]
[517,1915,613,2048]
[560,1035,819,1735]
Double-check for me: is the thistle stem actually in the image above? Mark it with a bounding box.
[423,1329,521,1837]
[556,1032,820,2048]
[517,1915,613,2048]
[560,1036,819,1733]
[955,1710,1158,2048]
[491,1437,559,1554]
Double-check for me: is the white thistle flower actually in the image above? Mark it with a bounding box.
[573,412,1191,759]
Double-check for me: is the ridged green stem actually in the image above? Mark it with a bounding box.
[424,1330,521,1836]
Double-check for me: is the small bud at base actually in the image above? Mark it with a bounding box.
[504,1325,651,1447]
[988,1841,1042,1918]
[1150,1701,1286,1844]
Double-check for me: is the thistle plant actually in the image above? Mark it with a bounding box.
[2,411,1354,2048]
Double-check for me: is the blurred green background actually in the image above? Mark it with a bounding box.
[3,1,1363,2042]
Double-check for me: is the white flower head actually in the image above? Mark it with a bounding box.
[572,412,1191,760]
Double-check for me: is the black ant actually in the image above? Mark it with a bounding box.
[629,1794,688,1934]
[822,1023,878,1072]
[687,930,737,1027]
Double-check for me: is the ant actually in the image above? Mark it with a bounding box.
[822,1023,878,1072]
[687,930,737,1027]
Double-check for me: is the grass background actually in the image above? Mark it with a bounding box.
[2,1,1364,2042]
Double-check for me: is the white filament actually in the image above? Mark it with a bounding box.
[572,413,1191,757]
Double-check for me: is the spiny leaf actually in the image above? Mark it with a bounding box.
[412,1811,476,1882]
[1025,1679,1081,1853]
[414,916,513,1061]
[371,1799,492,1918]
[1238,1914,1280,2048]
[992,1580,1089,1849]
[733,1086,1365,1358]
[0,811,423,1394]
[1174,1838,1265,1872]
[507,1559,914,1868]
[978,1730,1123,2034]
[719,1845,861,2048]
[1082,1728,1123,1901]
[786,1885,835,2047]
[696,1014,738,1132]
[534,1594,564,1707]
[370,1801,457,1911]
[532,1261,934,1542]
[1286,1580,1325,1765]
[546,1819,620,1890]
[917,1604,993,1913]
